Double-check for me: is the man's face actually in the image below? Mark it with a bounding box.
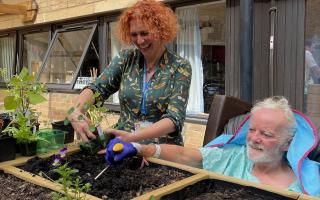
[246,108,291,163]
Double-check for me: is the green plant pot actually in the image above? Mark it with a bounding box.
[37,129,66,153]
[19,141,37,156]
[0,134,16,162]
[51,121,74,144]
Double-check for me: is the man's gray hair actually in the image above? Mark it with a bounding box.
[251,96,297,137]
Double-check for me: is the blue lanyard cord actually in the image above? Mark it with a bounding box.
[141,62,151,115]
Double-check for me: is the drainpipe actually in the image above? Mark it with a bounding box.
[269,0,277,96]
[240,0,253,103]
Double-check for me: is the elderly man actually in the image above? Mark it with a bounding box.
[105,96,320,196]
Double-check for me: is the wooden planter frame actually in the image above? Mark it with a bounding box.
[0,141,318,200]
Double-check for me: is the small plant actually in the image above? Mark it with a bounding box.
[3,112,39,144]
[51,163,91,200]
[1,67,47,145]
[66,91,107,135]
[2,67,47,114]
[51,148,91,200]
[65,91,113,155]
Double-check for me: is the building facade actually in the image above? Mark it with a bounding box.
[0,0,319,144]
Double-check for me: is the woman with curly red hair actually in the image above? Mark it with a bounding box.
[68,0,192,146]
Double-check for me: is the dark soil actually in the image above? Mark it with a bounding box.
[0,170,52,200]
[21,151,192,200]
[161,179,294,200]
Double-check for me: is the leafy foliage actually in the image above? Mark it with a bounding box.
[52,163,91,200]
[2,67,47,113]
[65,91,108,132]
[0,67,47,143]
[3,112,40,143]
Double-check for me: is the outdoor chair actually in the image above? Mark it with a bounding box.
[203,95,320,162]
[203,95,252,146]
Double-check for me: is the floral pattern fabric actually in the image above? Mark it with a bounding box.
[88,48,192,145]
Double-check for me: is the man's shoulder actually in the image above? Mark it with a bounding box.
[200,144,247,159]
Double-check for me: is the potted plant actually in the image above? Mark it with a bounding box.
[0,112,15,161]
[66,91,113,154]
[51,120,75,144]
[1,67,47,156]
[0,70,16,161]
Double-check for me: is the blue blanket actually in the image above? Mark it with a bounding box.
[205,110,320,196]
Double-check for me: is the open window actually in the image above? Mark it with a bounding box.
[37,23,98,90]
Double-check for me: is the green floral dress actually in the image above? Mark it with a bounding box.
[88,48,192,145]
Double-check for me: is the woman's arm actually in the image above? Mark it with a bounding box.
[105,118,175,142]
[68,88,96,141]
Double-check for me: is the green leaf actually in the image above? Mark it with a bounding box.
[24,74,35,82]
[4,96,20,110]
[19,67,29,80]
[93,91,100,98]
[67,107,75,115]
[10,76,20,84]
[89,125,96,132]
[149,195,156,200]
[28,93,46,104]
[77,115,84,121]
[64,118,70,125]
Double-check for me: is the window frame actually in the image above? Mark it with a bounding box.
[0,31,17,88]
[36,23,97,90]
[17,27,51,74]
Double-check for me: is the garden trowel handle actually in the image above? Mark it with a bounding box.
[112,143,124,153]
[94,143,124,180]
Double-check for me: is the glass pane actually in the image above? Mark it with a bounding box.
[22,32,49,76]
[305,0,320,128]
[0,35,15,82]
[108,22,121,63]
[176,1,225,114]
[39,28,92,84]
[77,27,100,81]
[107,22,133,103]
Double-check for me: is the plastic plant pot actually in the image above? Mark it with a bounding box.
[37,129,66,154]
[19,141,37,156]
[51,121,75,144]
[0,134,16,162]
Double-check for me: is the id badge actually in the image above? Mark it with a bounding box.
[134,121,153,132]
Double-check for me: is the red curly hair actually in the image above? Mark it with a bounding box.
[117,0,178,44]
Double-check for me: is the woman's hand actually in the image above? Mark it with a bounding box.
[104,128,132,142]
[104,138,138,165]
[67,108,96,141]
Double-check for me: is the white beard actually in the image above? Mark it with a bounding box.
[246,140,284,163]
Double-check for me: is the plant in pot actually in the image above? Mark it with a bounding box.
[0,113,16,162]
[51,120,75,144]
[66,92,113,155]
[1,67,47,156]
[0,69,16,162]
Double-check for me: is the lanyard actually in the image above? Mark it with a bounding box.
[140,62,151,115]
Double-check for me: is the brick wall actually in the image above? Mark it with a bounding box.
[32,92,78,127]
[306,0,320,39]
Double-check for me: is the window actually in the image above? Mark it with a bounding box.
[175,1,225,114]
[21,30,49,76]
[0,33,16,85]
[304,0,320,128]
[107,21,133,103]
[37,23,98,90]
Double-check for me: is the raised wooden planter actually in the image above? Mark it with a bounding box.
[0,141,317,200]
